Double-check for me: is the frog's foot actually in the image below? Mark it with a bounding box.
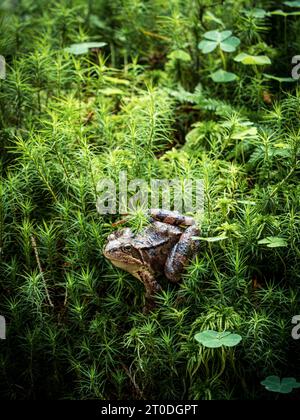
[149,209,195,227]
[164,225,200,283]
[142,299,156,314]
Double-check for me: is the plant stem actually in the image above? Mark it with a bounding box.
[219,47,226,70]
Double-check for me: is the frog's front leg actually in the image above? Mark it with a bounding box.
[150,209,196,227]
[137,269,162,312]
[164,225,200,283]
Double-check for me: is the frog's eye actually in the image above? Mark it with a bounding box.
[122,244,132,252]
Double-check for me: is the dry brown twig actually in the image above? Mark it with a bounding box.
[31,235,54,308]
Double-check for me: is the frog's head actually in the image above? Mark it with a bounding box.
[103,228,144,276]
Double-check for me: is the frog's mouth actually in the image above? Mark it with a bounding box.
[108,258,141,276]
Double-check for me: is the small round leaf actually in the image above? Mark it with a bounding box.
[194,330,242,348]
[211,69,238,83]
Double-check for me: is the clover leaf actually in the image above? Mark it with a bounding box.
[261,376,300,393]
[210,69,238,83]
[198,30,240,54]
[194,330,242,348]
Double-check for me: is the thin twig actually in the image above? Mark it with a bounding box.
[121,363,144,399]
[31,235,54,308]
[112,217,129,227]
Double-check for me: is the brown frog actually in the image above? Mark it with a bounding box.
[103,209,200,310]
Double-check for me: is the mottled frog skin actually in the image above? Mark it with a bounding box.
[104,209,200,309]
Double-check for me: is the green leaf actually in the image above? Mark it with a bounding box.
[221,333,243,347]
[284,1,300,7]
[204,30,232,42]
[65,42,107,55]
[258,237,288,248]
[237,200,257,206]
[168,49,192,62]
[193,235,228,242]
[220,36,240,52]
[234,53,271,65]
[261,376,300,393]
[89,15,107,30]
[211,69,237,83]
[198,40,218,54]
[232,126,258,139]
[199,30,240,54]
[271,9,300,16]
[203,11,224,27]
[195,330,242,348]
[263,73,296,83]
[100,87,124,96]
[244,8,268,18]
[103,76,130,85]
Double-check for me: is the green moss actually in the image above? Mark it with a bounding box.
[0,0,299,400]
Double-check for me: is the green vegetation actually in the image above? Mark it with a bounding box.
[0,0,300,400]
[261,376,300,394]
[194,330,242,348]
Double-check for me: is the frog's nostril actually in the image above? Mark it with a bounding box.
[108,234,115,241]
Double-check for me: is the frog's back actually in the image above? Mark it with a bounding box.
[134,222,182,271]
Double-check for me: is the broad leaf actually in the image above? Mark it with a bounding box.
[261,376,300,393]
[263,73,296,83]
[232,126,258,139]
[168,49,192,62]
[65,42,107,55]
[258,237,288,248]
[271,9,300,16]
[244,8,268,18]
[234,53,271,65]
[195,330,242,348]
[284,1,300,7]
[211,69,237,83]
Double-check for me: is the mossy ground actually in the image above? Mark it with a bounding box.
[0,0,300,400]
